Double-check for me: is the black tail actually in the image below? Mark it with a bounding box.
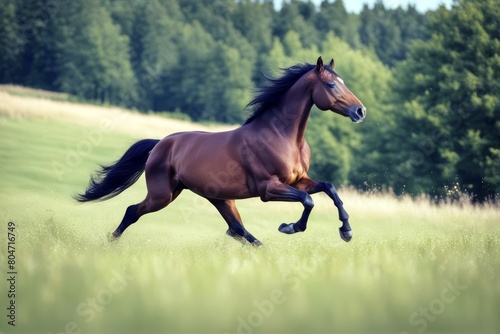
[75,139,160,202]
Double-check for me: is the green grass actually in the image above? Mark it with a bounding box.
[0,94,499,334]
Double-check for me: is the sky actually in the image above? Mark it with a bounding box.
[274,0,454,13]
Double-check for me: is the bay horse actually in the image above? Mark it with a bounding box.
[76,57,366,246]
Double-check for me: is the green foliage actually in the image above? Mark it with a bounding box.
[359,2,429,67]
[232,0,274,53]
[317,0,361,49]
[160,21,254,123]
[1,0,497,200]
[273,0,321,49]
[0,0,23,82]
[1,0,419,123]
[379,0,500,200]
[128,0,181,110]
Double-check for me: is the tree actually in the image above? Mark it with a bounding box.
[273,0,320,49]
[0,0,23,83]
[316,0,361,48]
[14,0,65,90]
[260,37,288,78]
[52,1,135,104]
[177,0,237,42]
[161,20,253,123]
[380,0,500,201]
[12,0,135,105]
[359,2,429,67]
[128,0,180,110]
[232,0,274,54]
[163,21,216,120]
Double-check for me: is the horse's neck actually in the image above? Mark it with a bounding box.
[270,74,314,144]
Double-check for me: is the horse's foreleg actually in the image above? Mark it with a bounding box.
[260,181,314,234]
[209,199,262,247]
[292,177,352,242]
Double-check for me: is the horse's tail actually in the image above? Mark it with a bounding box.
[75,139,160,202]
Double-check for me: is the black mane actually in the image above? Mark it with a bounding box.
[244,63,317,125]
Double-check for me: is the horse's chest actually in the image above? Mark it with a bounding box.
[243,136,310,185]
[275,147,309,185]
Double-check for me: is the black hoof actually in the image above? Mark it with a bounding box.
[226,229,245,242]
[278,223,296,234]
[251,240,263,248]
[108,232,120,242]
[339,228,353,242]
[227,229,260,246]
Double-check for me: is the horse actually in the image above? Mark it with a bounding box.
[76,57,366,247]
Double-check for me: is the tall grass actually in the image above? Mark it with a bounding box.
[0,91,499,334]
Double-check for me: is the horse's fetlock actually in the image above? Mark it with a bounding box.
[303,195,314,210]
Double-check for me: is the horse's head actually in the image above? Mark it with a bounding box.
[311,57,366,123]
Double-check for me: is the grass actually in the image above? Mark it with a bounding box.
[0,89,499,334]
[0,84,72,102]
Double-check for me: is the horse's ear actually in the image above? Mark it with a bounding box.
[316,56,324,73]
[329,58,335,69]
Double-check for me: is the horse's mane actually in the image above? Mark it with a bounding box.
[243,63,316,125]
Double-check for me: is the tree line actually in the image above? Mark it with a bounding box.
[1,0,498,201]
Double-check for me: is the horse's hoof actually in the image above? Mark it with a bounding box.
[251,240,263,248]
[339,228,353,242]
[108,232,120,242]
[226,229,246,242]
[278,223,296,234]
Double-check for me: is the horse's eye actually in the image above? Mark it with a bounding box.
[327,82,335,89]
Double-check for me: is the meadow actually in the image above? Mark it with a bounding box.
[0,88,499,334]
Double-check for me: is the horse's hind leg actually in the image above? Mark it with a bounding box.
[209,199,262,247]
[110,191,180,239]
[110,167,183,240]
[111,203,142,239]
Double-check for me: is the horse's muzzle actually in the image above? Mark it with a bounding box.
[349,106,366,123]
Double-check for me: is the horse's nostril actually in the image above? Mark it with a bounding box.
[356,107,365,118]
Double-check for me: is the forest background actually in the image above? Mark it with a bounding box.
[1,0,498,201]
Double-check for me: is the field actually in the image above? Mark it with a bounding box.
[0,88,499,334]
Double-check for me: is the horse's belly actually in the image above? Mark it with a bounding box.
[179,165,254,200]
[170,135,254,200]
